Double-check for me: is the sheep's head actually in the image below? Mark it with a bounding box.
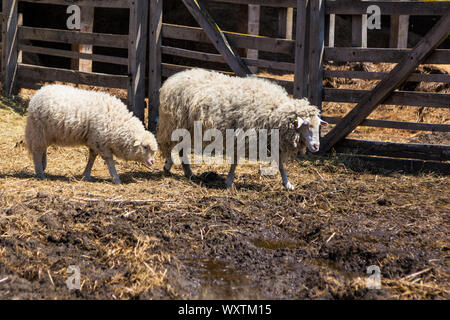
[131,132,158,167]
[294,115,327,153]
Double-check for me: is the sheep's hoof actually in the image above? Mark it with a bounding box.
[83,175,93,182]
[36,174,45,180]
[284,182,295,191]
[112,178,122,185]
[225,180,234,189]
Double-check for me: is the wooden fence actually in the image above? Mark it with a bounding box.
[1,0,148,122]
[1,0,449,165]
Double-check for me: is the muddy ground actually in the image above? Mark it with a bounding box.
[0,94,449,300]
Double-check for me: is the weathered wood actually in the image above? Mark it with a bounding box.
[128,0,148,123]
[149,0,163,131]
[162,45,295,71]
[324,47,450,64]
[324,70,450,83]
[319,12,450,154]
[19,44,128,65]
[322,116,450,132]
[278,7,294,40]
[334,139,450,161]
[17,63,128,88]
[19,0,130,8]
[293,0,309,98]
[307,0,325,108]
[181,0,251,77]
[390,0,409,49]
[71,6,94,72]
[351,0,367,48]
[323,89,450,108]
[2,0,18,95]
[247,4,260,73]
[326,1,450,16]
[162,23,295,55]
[328,13,335,47]
[210,0,296,7]
[19,26,128,48]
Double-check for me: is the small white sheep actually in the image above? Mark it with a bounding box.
[25,84,158,184]
[157,68,327,190]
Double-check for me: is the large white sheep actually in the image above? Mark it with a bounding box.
[25,84,158,184]
[157,68,327,190]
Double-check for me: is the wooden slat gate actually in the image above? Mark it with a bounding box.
[2,0,148,122]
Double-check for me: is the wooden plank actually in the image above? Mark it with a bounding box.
[324,89,450,108]
[319,12,450,154]
[324,47,450,64]
[2,0,19,95]
[181,0,251,77]
[322,116,450,132]
[161,45,295,71]
[247,4,260,73]
[324,70,450,83]
[351,0,367,48]
[210,0,297,7]
[16,63,128,88]
[278,7,294,40]
[128,0,148,122]
[307,0,325,108]
[149,0,163,131]
[334,139,450,161]
[19,0,130,8]
[19,44,128,65]
[325,1,450,16]
[162,23,295,55]
[328,13,335,48]
[71,6,94,72]
[19,26,128,49]
[293,0,309,98]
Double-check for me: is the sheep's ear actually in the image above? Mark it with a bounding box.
[133,140,142,147]
[320,119,329,127]
[294,117,305,129]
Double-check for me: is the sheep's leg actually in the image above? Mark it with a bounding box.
[279,161,294,191]
[83,149,97,181]
[32,149,46,180]
[225,164,237,189]
[163,156,173,174]
[104,156,121,184]
[179,150,193,179]
[42,151,47,171]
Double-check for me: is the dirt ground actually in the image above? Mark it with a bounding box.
[0,93,448,300]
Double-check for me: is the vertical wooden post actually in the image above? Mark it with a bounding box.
[247,4,260,73]
[390,0,409,49]
[71,6,94,72]
[128,0,149,124]
[278,7,294,40]
[294,0,309,99]
[307,0,324,109]
[2,0,19,95]
[148,0,162,132]
[351,0,367,48]
[328,13,335,47]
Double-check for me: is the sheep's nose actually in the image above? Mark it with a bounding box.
[312,143,320,152]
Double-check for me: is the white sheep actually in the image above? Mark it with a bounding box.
[157,68,327,190]
[25,84,158,184]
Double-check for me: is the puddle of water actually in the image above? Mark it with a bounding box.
[251,238,301,250]
[184,258,263,299]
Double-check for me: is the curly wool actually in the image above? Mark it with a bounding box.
[25,84,157,161]
[157,68,320,160]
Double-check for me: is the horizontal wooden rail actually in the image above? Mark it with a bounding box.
[17,63,128,88]
[162,45,295,71]
[324,70,450,83]
[209,0,296,7]
[325,47,450,65]
[324,89,450,108]
[19,0,130,8]
[334,139,450,161]
[162,23,295,55]
[19,44,128,65]
[19,26,128,49]
[322,116,450,132]
[326,1,450,16]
